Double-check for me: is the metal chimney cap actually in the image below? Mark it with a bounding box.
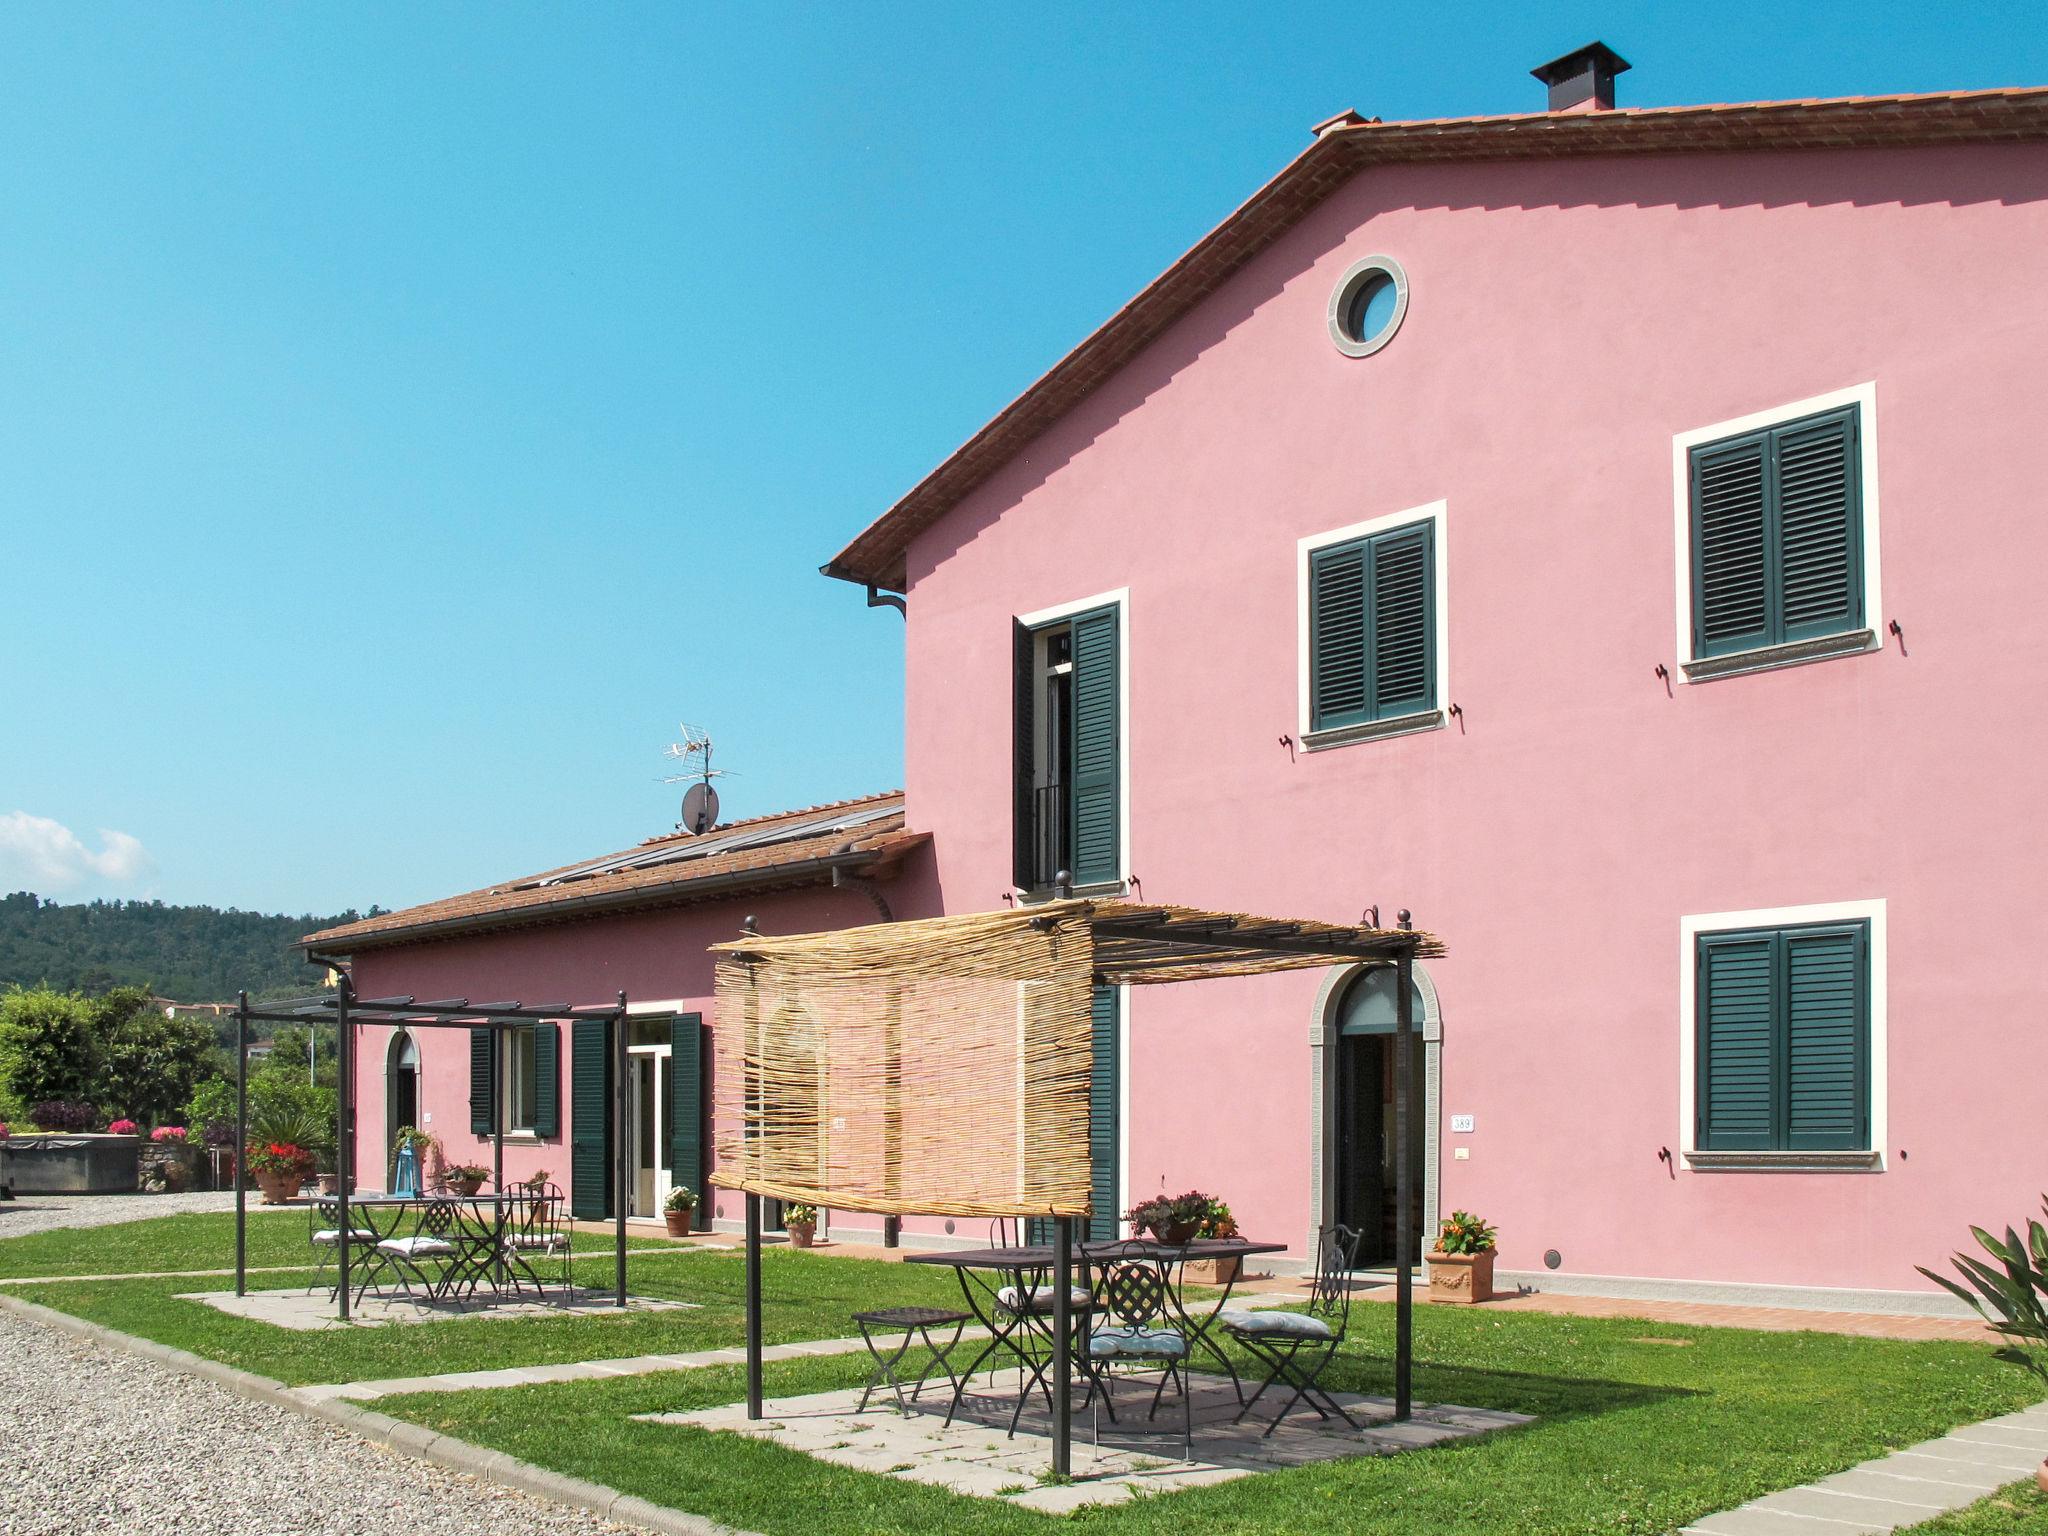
[1530,41,1632,112]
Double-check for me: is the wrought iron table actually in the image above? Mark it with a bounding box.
[904,1238,1287,1429]
[288,1192,543,1303]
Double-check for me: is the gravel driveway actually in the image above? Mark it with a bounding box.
[0,1306,633,1536]
[0,1189,244,1241]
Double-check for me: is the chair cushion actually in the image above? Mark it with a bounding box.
[311,1229,378,1245]
[377,1235,456,1258]
[996,1284,1091,1313]
[509,1234,567,1252]
[1087,1324,1187,1360]
[1218,1307,1336,1341]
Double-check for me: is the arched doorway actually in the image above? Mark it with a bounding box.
[1309,963,1441,1269]
[384,1030,420,1186]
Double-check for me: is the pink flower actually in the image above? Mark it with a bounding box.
[151,1126,188,1144]
[107,1119,139,1136]
[0,1124,10,1140]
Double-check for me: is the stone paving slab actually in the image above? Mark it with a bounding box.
[640,1371,1533,1512]
[1681,1402,2048,1535]
[183,1286,696,1332]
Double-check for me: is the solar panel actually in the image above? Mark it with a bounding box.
[527,802,897,889]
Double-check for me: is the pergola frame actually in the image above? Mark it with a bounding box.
[720,898,1443,1474]
[231,977,633,1320]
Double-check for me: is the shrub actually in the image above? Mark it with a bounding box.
[106,1118,138,1136]
[1434,1210,1498,1255]
[29,1101,98,1133]
[0,989,98,1108]
[93,991,222,1127]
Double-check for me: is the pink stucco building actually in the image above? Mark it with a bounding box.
[316,53,2048,1313]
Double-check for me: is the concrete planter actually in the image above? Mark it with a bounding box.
[1,1134,142,1195]
[1427,1248,1496,1304]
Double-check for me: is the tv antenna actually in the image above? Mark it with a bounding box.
[659,722,731,834]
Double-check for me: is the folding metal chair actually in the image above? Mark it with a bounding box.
[1218,1223,1363,1435]
[1080,1240,1194,1461]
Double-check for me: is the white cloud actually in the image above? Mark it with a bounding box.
[0,812,156,894]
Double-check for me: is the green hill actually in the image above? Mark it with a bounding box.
[0,892,381,1002]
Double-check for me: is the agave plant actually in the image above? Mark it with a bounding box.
[1918,1195,2048,1380]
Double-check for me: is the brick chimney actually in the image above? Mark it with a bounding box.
[1531,42,1631,113]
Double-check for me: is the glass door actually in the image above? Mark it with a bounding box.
[626,1047,673,1217]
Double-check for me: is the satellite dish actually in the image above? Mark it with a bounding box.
[680,781,720,835]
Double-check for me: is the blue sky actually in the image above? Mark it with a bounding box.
[2,2,2040,915]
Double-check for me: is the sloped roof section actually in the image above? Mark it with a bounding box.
[303,791,922,953]
[826,86,2048,591]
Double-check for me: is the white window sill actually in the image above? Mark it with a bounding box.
[1018,879,1128,905]
[493,1131,546,1145]
[1682,629,1877,682]
[1302,709,1444,752]
[1685,1149,1881,1172]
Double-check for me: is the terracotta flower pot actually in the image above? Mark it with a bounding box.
[1156,1219,1202,1247]
[665,1210,695,1237]
[1428,1248,1496,1304]
[448,1175,485,1197]
[787,1222,816,1248]
[252,1168,301,1206]
[1183,1256,1241,1285]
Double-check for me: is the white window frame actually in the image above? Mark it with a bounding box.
[1016,586,1129,895]
[1670,382,1883,680]
[1296,500,1450,750]
[1677,898,1887,1172]
[500,1024,539,1136]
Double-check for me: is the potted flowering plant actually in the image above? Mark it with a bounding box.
[244,1141,314,1205]
[1428,1210,1498,1304]
[441,1162,491,1197]
[147,1126,193,1192]
[664,1185,698,1237]
[782,1203,818,1248]
[1183,1198,1243,1284]
[1125,1190,1216,1247]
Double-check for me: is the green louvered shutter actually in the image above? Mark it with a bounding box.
[1088,985,1120,1241]
[1784,924,1869,1151]
[570,1018,612,1219]
[468,1028,494,1135]
[1068,604,1120,887]
[1692,406,1862,659]
[1692,433,1771,658]
[1310,522,1435,728]
[1775,408,1863,644]
[1012,619,1037,889]
[532,1024,560,1139]
[669,1014,705,1230]
[1696,933,1775,1150]
[1370,523,1435,718]
[1309,540,1368,730]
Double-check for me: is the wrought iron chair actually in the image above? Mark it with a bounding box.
[308,1197,380,1300]
[361,1197,466,1306]
[1217,1223,1362,1436]
[1079,1240,1194,1461]
[501,1182,573,1301]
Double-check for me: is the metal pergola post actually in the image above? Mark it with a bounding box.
[233,990,248,1297]
[1393,919,1416,1421]
[337,975,354,1321]
[1052,1215,1073,1476]
[615,991,629,1308]
[744,1191,763,1418]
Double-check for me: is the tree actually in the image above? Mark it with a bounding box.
[0,987,98,1109]
[93,988,223,1126]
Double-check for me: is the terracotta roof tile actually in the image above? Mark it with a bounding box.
[825,86,2048,591]
[303,791,920,952]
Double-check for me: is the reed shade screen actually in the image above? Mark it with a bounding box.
[709,900,1443,1218]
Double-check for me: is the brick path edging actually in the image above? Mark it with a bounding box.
[0,1289,761,1536]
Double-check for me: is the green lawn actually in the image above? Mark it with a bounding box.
[370,1307,2045,1536]
[1902,1481,2046,1533]
[7,1212,2042,1534]
[0,1208,686,1279]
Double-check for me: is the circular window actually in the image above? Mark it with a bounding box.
[1328,255,1409,357]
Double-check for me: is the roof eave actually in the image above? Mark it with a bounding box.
[301,835,927,957]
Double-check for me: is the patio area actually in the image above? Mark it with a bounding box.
[185,1285,697,1331]
[647,1368,1534,1512]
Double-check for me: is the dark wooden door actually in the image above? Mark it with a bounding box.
[1336,1032,1426,1267]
